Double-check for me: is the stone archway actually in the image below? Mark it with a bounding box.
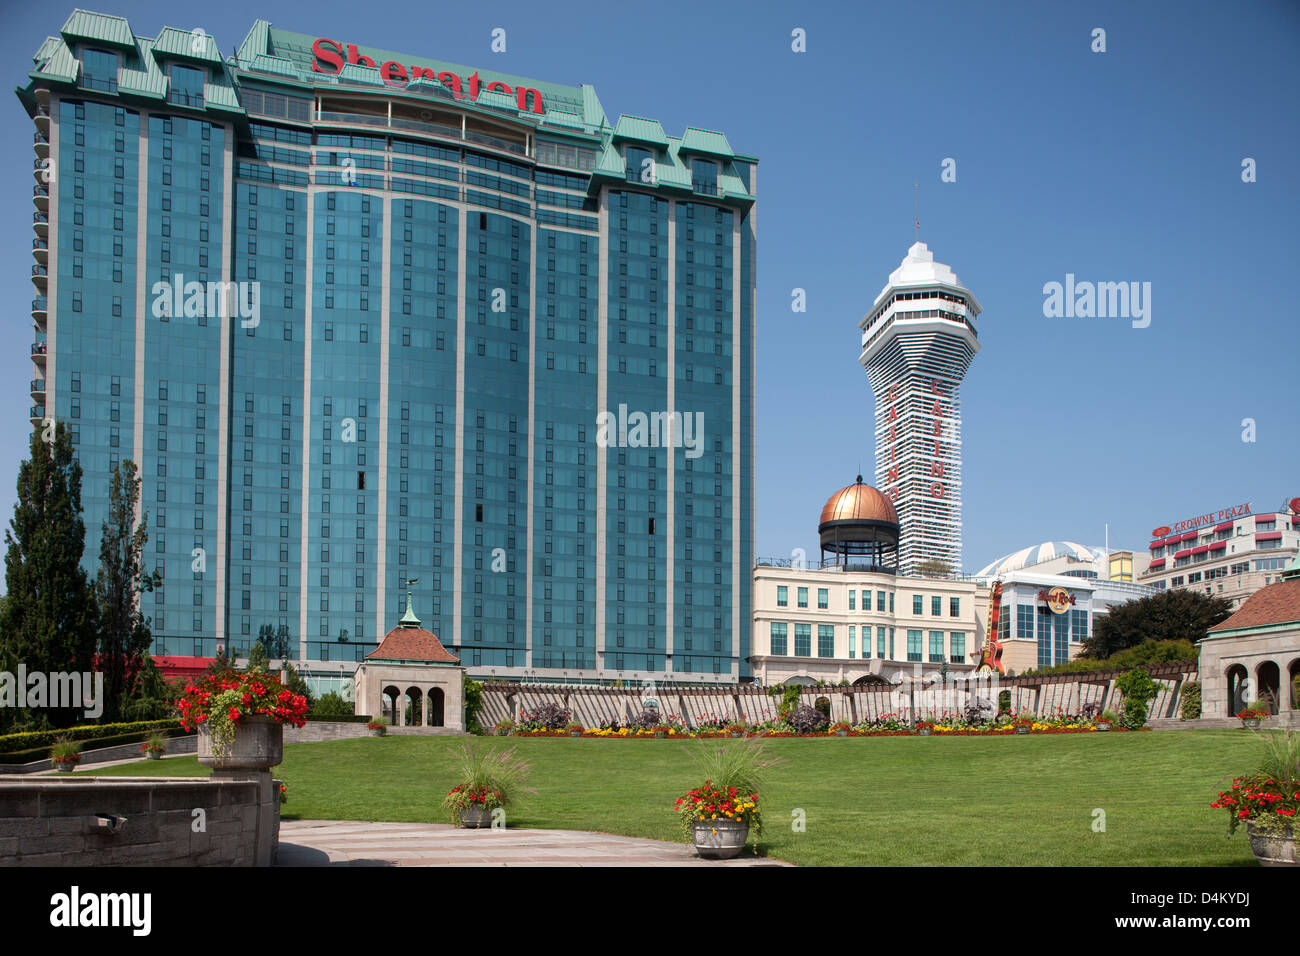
[403,687,424,727]
[1226,665,1249,717]
[1289,658,1300,710]
[1255,661,1281,714]
[429,687,446,727]
[382,685,403,725]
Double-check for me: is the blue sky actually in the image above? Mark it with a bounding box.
[1,0,1296,573]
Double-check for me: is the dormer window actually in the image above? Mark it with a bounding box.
[690,158,718,195]
[625,146,653,184]
[80,47,119,93]
[168,64,206,107]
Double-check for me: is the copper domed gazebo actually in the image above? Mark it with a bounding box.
[818,476,900,572]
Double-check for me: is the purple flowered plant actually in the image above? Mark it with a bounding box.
[790,704,829,734]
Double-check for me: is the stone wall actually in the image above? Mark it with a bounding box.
[0,775,279,866]
[284,720,374,744]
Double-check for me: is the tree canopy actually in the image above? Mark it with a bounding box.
[1083,589,1232,660]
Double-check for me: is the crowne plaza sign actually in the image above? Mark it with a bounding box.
[1151,501,1252,539]
[311,38,546,114]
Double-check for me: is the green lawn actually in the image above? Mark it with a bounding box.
[90,729,1262,866]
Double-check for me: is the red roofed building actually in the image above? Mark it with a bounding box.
[1199,551,1300,725]
[353,591,465,730]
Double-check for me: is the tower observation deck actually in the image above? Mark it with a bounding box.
[859,242,981,574]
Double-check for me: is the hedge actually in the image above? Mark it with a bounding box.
[0,725,189,765]
[305,713,372,723]
[0,719,181,755]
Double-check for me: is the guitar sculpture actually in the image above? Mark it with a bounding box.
[974,580,1006,675]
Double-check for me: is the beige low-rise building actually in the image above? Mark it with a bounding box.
[354,600,465,729]
[1199,552,1300,721]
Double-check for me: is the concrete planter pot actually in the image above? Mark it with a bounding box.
[693,820,749,860]
[730,732,745,738]
[198,715,284,771]
[1241,718,1263,730]
[146,751,163,760]
[369,728,386,737]
[1015,725,1031,734]
[568,729,582,737]
[836,730,849,737]
[917,728,932,736]
[1246,822,1298,866]
[654,731,667,738]
[460,807,492,829]
[1095,722,1111,732]
[53,760,77,773]
[495,729,511,737]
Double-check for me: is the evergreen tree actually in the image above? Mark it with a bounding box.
[0,424,97,730]
[246,640,269,673]
[93,460,161,722]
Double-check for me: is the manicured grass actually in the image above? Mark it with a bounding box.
[91,729,1262,866]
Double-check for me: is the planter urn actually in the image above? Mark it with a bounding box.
[53,760,77,773]
[1095,721,1111,732]
[917,728,932,736]
[654,730,667,738]
[198,714,284,770]
[731,731,745,738]
[1246,822,1297,866]
[568,729,582,737]
[693,820,749,860]
[1241,717,1263,730]
[460,807,493,829]
[1015,725,1031,735]
[146,751,163,760]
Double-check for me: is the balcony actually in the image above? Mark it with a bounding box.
[31,341,47,365]
[33,184,49,211]
[32,296,47,320]
[33,105,49,131]
[33,211,48,236]
[30,380,45,397]
[77,73,118,94]
[32,238,47,264]
[166,88,205,109]
[691,180,720,196]
[31,264,47,290]
[29,405,45,422]
[33,131,49,158]
[317,110,530,158]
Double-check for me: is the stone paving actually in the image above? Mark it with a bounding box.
[276,819,789,867]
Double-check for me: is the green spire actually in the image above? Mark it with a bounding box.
[399,577,421,627]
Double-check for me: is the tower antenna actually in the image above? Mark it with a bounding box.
[914,181,920,241]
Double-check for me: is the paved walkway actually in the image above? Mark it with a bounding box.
[276,819,788,867]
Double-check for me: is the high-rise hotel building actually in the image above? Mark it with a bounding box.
[859,242,980,574]
[19,11,757,684]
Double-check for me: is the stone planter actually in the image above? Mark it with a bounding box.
[917,728,932,736]
[146,751,163,760]
[836,730,849,737]
[198,715,284,770]
[369,728,386,737]
[53,760,77,773]
[693,820,749,860]
[568,729,582,738]
[1095,721,1111,732]
[730,732,745,738]
[1246,822,1297,866]
[1241,717,1263,730]
[495,729,510,737]
[654,730,667,738]
[1015,725,1031,735]
[460,807,493,829]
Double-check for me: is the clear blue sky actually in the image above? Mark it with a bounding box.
[1,0,1296,574]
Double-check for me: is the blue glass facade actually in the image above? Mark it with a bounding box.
[21,13,756,684]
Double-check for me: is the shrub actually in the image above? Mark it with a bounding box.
[441,742,535,825]
[517,702,570,731]
[1115,668,1158,729]
[0,719,180,755]
[1179,681,1202,721]
[997,690,1011,715]
[309,691,355,719]
[629,708,661,732]
[789,704,828,734]
[675,739,785,846]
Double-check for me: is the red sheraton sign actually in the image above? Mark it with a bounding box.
[311,38,545,114]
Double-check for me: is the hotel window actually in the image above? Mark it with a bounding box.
[848,625,856,658]
[797,587,808,609]
[794,623,811,657]
[950,597,960,617]
[769,622,788,656]
[907,630,922,662]
[877,626,887,658]
[776,585,787,607]
[1070,609,1088,643]
[912,595,923,615]
[848,590,856,611]
[877,590,886,612]
[817,588,828,609]
[929,631,945,663]
[950,633,965,663]
[931,595,942,616]
[817,625,835,657]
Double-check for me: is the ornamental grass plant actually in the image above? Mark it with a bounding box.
[675,738,785,848]
[441,741,536,825]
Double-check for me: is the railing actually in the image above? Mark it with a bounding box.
[31,342,47,355]
[318,110,389,128]
[318,111,530,157]
[32,265,47,277]
[33,212,48,224]
[165,89,205,108]
[30,380,44,393]
[29,406,44,419]
[464,129,526,156]
[78,74,117,94]
[33,132,48,145]
[692,180,720,196]
[33,185,48,198]
[32,297,47,312]
[390,116,461,140]
[32,239,47,250]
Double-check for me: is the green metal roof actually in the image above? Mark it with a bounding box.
[613,115,669,146]
[679,127,733,157]
[152,26,223,63]
[61,9,135,48]
[33,41,79,83]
